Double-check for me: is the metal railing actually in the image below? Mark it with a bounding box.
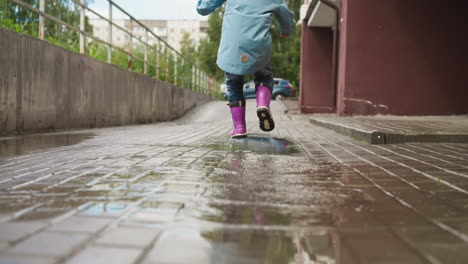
[7,0,220,96]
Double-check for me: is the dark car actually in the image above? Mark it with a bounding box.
[223,78,294,100]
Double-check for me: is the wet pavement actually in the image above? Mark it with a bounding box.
[1,101,468,263]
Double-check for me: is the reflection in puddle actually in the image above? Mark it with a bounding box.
[0,133,94,159]
[81,202,128,216]
[151,227,334,264]
[208,136,300,155]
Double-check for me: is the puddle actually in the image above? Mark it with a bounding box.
[207,136,300,155]
[198,202,331,227]
[0,133,94,159]
[80,202,128,216]
[150,227,334,264]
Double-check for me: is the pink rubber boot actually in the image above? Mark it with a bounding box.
[256,86,275,132]
[229,102,247,139]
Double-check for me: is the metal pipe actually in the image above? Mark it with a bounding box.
[107,0,182,57]
[165,45,169,83]
[127,19,133,69]
[144,29,148,74]
[80,0,85,54]
[192,66,195,91]
[174,54,177,85]
[156,42,160,79]
[9,0,153,67]
[108,2,112,63]
[38,0,45,40]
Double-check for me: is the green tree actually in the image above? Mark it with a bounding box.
[180,32,197,64]
[179,32,199,90]
[271,0,302,89]
[0,0,94,51]
[197,6,225,82]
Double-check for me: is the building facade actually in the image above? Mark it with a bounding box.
[90,19,208,52]
[300,0,468,116]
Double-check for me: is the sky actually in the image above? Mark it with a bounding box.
[89,0,207,21]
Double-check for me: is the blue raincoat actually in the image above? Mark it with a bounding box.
[197,0,296,75]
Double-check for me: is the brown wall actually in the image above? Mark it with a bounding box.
[337,0,468,115]
[300,23,335,113]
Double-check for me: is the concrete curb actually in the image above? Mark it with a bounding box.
[309,117,468,144]
[309,118,386,144]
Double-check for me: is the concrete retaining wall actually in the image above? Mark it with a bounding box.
[0,28,212,135]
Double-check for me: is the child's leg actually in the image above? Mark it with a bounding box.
[254,64,274,94]
[225,72,247,138]
[253,64,275,132]
[225,72,245,102]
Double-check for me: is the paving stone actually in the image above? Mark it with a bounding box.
[0,255,55,264]
[9,232,88,257]
[419,244,468,264]
[395,226,464,246]
[340,230,426,264]
[129,210,178,223]
[65,246,141,264]
[49,216,111,234]
[94,227,160,248]
[141,228,229,264]
[0,222,46,244]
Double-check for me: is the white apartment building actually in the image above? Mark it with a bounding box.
[90,19,208,52]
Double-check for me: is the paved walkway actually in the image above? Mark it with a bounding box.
[1,101,468,263]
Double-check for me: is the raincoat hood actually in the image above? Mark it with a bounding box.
[197,0,296,75]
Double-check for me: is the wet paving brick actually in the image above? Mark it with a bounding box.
[1,101,468,263]
[65,246,142,264]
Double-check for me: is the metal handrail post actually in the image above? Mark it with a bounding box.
[174,53,177,85]
[38,0,45,40]
[191,66,195,90]
[107,1,112,63]
[144,29,148,74]
[195,67,198,92]
[204,72,207,94]
[127,19,133,69]
[197,67,200,93]
[181,58,185,88]
[156,42,160,79]
[202,72,205,94]
[207,74,209,95]
[200,69,203,93]
[79,0,85,54]
[165,45,169,82]
[199,68,202,93]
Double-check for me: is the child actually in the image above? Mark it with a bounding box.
[197,0,296,138]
